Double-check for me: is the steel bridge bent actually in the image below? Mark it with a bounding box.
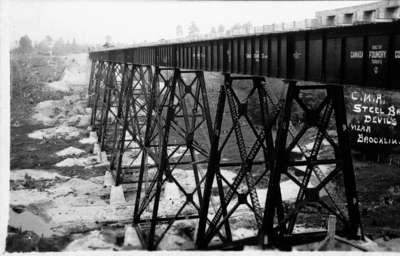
[87,21,400,250]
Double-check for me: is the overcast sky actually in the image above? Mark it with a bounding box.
[9,0,374,45]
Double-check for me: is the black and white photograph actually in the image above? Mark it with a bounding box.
[2,0,400,253]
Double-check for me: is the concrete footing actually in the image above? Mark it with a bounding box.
[89,131,98,140]
[103,171,115,187]
[100,151,108,162]
[110,185,125,205]
[93,143,100,155]
[85,107,92,115]
[123,225,142,249]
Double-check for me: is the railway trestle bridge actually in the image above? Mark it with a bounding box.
[87,21,400,250]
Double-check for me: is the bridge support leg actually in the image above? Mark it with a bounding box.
[260,81,363,249]
[87,60,98,108]
[98,62,123,152]
[133,68,214,250]
[108,63,132,171]
[108,65,153,186]
[330,86,363,240]
[196,74,278,249]
[90,61,108,130]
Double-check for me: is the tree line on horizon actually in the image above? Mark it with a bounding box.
[12,35,90,56]
[13,22,256,54]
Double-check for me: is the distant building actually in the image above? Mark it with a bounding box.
[316,0,400,26]
[247,1,400,36]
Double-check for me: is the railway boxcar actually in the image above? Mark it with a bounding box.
[89,21,400,90]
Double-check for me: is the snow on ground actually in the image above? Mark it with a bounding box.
[11,189,55,205]
[47,177,102,196]
[79,137,97,144]
[293,145,302,153]
[292,224,325,234]
[119,145,202,168]
[31,57,91,131]
[54,156,99,167]
[48,202,134,234]
[304,139,331,151]
[32,97,90,127]
[121,150,155,167]
[28,125,83,140]
[46,54,90,92]
[55,155,110,168]
[10,169,69,181]
[10,175,135,236]
[232,228,258,240]
[167,146,201,158]
[255,164,336,206]
[56,146,86,157]
[254,179,301,204]
[32,100,64,126]
[280,179,300,202]
[292,139,331,154]
[64,230,121,251]
[152,168,237,217]
[159,181,188,216]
